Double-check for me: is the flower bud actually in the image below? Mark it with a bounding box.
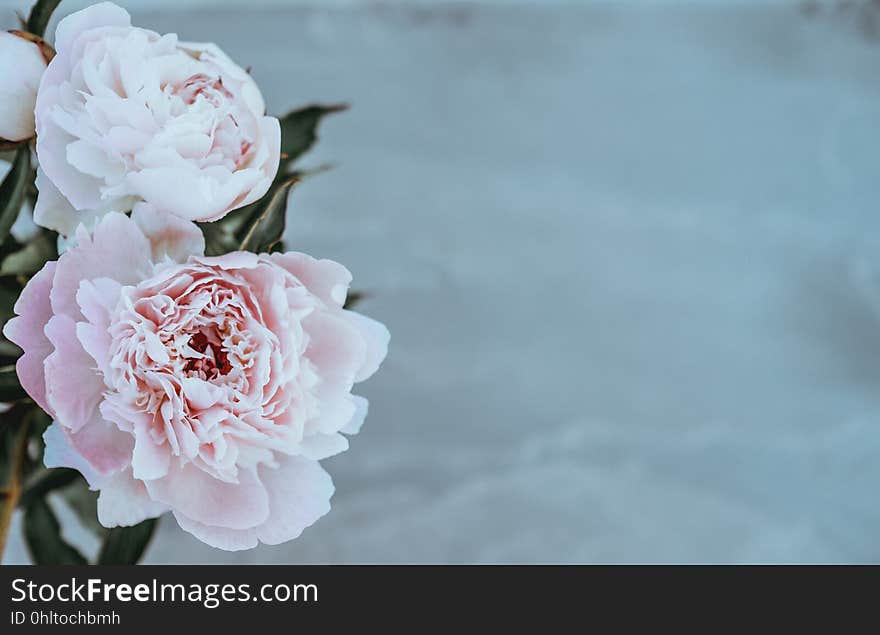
[0,30,49,142]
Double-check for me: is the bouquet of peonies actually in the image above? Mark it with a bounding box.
[0,1,389,563]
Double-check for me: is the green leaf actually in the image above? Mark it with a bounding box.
[198,219,240,257]
[97,518,158,565]
[1,231,56,276]
[0,339,21,362]
[60,480,103,536]
[24,498,88,564]
[0,365,25,402]
[278,104,347,170]
[0,149,29,245]
[237,175,300,253]
[0,285,19,325]
[26,0,62,38]
[19,468,80,510]
[343,290,368,310]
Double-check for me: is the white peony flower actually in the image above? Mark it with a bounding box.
[34,2,280,236]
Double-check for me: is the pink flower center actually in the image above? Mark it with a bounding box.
[183,330,233,381]
[174,73,233,106]
[163,73,256,170]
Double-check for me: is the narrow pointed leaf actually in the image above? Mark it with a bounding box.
[198,220,239,257]
[0,285,19,325]
[26,0,62,38]
[279,103,347,169]
[343,290,368,310]
[24,498,88,564]
[97,518,158,565]
[0,366,25,402]
[0,339,21,362]
[237,176,299,253]
[0,149,29,245]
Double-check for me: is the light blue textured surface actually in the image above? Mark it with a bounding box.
[5,1,880,562]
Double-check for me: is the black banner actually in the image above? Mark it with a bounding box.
[0,565,873,627]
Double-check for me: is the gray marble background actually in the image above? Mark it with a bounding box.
[5,0,880,563]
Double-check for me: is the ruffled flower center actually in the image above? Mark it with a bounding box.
[101,258,320,477]
[173,73,232,107]
[163,71,256,171]
[182,330,233,380]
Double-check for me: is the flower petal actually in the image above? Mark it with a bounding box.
[171,457,333,550]
[49,212,152,320]
[298,432,349,460]
[145,463,269,530]
[340,395,369,435]
[67,407,134,476]
[255,456,333,545]
[42,422,102,487]
[33,167,103,237]
[3,261,57,415]
[173,512,258,551]
[54,1,131,56]
[43,314,105,433]
[132,203,205,263]
[131,420,171,480]
[97,469,167,528]
[346,311,390,383]
[270,252,352,307]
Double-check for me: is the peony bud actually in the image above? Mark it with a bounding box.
[0,30,49,142]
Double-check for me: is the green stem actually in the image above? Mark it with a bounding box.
[0,414,31,563]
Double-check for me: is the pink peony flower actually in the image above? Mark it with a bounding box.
[33,2,280,236]
[3,212,389,550]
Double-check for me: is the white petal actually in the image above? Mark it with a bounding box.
[97,469,167,528]
[42,422,103,488]
[132,203,204,263]
[298,432,349,460]
[54,2,131,56]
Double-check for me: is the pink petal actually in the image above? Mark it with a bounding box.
[132,203,205,263]
[97,469,167,528]
[33,167,104,237]
[67,407,134,476]
[2,261,56,416]
[303,311,367,391]
[340,395,369,435]
[145,463,269,530]
[226,117,281,212]
[172,457,333,550]
[298,432,349,460]
[270,252,352,307]
[173,513,258,551]
[74,277,122,375]
[49,212,152,320]
[43,314,104,433]
[125,165,246,221]
[131,420,171,480]
[308,393,357,435]
[255,456,333,545]
[345,310,390,382]
[42,422,102,487]
[193,251,259,271]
